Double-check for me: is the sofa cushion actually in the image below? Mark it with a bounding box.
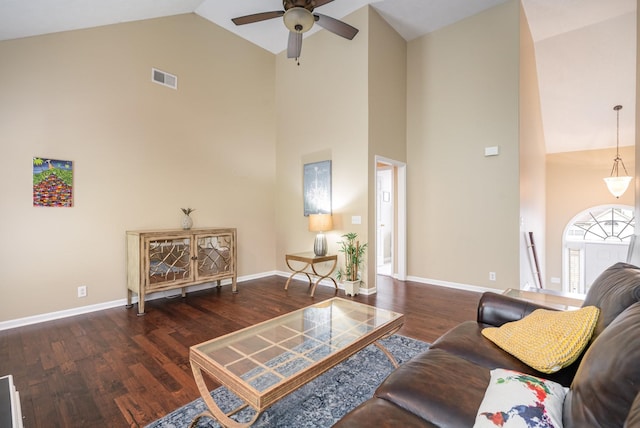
[335,397,438,428]
[373,348,490,427]
[473,368,567,427]
[563,302,640,428]
[431,321,576,386]
[582,262,640,339]
[481,306,599,373]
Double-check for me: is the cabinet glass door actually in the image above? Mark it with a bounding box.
[196,233,234,280]
[146,236,193,287]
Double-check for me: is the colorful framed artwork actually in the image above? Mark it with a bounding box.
[33,157,73,207]
[303,160,331,216]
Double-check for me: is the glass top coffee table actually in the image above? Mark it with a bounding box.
[189,297,404,427]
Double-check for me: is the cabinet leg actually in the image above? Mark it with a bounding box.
[125,290,134,309]
[137,298,145,316]
[232,277,238,294]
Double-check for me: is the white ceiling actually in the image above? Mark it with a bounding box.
[0,0,636,154]
[521,0,637,153]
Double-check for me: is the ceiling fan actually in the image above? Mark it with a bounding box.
[231,0,359,61]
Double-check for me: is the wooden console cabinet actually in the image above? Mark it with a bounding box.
[126,228,237,315]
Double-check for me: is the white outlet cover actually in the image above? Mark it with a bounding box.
[352,216,362,225]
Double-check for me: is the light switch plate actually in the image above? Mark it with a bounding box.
[484,146,500,156]
[352,216,361,225]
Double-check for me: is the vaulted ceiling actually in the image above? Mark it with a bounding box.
[0,0,635,154]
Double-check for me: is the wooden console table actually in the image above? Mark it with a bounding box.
[126,228,237,315]
[284,252,338,297]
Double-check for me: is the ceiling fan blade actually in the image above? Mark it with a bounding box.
[314,14,359,40]
[232,10,284,26]
[313,0,335,7]
[287,31,303,58]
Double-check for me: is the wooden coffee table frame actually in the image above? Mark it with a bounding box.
[189,298,404,428]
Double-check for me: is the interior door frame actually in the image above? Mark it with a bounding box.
[374,156,407,282]
[376,168,392,268]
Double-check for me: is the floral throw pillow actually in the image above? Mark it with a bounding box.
[473,368,568,428]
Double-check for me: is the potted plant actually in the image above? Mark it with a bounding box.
[336,232,367,296]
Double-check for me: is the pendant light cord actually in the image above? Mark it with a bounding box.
[611,105,629,177]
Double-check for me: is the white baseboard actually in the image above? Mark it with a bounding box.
[357,286,377,295]
[0,272,278,332]
[277,270,492,296]
[0,299,128,332]
[406,275,495,294]
[0,272,495,331]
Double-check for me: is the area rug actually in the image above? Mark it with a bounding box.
[146,335,429,428]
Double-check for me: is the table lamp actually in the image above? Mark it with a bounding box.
[309,214,333,256]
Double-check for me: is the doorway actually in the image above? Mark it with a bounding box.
[375,156,407,282]
[376,166,393,276]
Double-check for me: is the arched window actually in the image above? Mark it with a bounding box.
[563,205,634,294]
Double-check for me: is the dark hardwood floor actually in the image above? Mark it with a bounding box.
[0,275,481,427]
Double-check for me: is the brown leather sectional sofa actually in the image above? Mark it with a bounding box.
[335,262,640,427]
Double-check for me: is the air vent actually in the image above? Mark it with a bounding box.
[151,68,177,90]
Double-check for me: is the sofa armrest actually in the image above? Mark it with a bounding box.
[477,292,557,326]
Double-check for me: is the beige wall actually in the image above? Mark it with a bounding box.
[406,0,521,289]
[367,8,407,288]
[274,7,407,291]
[545,146,635,289]
[275,8,370,283]
[0,2,564,323]
[519,5,547,289]
[0,14,277,322]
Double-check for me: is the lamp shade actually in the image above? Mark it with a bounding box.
[283,7,315,33]
[309,214,333,232]
[604,176,632,198]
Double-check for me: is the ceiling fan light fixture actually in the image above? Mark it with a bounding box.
[283,7,314,33]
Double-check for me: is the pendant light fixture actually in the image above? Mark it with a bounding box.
[603,105,632,198]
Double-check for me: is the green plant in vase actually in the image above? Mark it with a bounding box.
[336,233,367,296]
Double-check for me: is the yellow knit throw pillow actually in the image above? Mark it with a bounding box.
[482,306,600,374]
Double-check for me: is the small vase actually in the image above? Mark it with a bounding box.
[181,214,193,230]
